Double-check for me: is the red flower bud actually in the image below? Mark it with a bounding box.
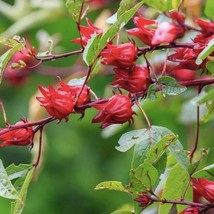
[170,69,196,81]
[134,193,152,207]
[179,207,200,214]
[112,65,151,93]
[127,16,156,46]
[167,10,185,22]
[4,46,37,86]
[0,120,34,147]
[151,22,177,45]
[37,81,90,121]
[91,94,135,128]
[192,178,214,203]
[72,18,102,47]
[101,43,137,68]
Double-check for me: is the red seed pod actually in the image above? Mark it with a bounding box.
[91,94,135,128]
[179,207,200,214]
[72,18,102,47]
[196,18,214,36]
[0,120,34,147]
[167,10,185,22]
[127,16,156,46]
[100,43,137,68]
[112,65,151,93]
[37,81,90,121]
[192,178,214,203]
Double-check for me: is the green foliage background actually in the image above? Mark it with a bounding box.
[0,0,214,213]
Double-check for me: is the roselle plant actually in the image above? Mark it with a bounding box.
[1,0,214,213]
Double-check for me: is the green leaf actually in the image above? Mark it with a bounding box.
[83,2,143,65]
[0,42,23,84]
[205,0,214,19]
[90,58,102,77]
[143,0,181,12]
[206,61,214,74]
[111,211,132,214]
[83,33,102,66]
[117,0,136,17]
[116,126,189,171]
[11,167,35,214]
[6,164,32,181]
[147,84,157,101]
[65,0,88,22]
[0,160,19,200]
[158,164,190,214]
[146,134,177,165]
[95,181,127,192]
[198,88,214,104]
[129,161,158,192]
[196,38,214,65]
[193,163,214,179]
[158,76,187,96]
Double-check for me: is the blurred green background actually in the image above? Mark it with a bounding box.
[0,0,214,214]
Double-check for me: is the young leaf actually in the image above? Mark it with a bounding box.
[205,0,214,20]
[95,181,127,192]
[65,0,88,22]
[0,42,23,84]
[147,84,157,101]
[158,164,190,214]
[111,211,132,214]
[83,2,143,66]
[0,160,19,200]
[192,163,214,179]
[206,61,214,74]
[11,167,35,214]
[196,38,214,65]
[158,76,187,96]
[6,164,32,181]
[129,161,158,192]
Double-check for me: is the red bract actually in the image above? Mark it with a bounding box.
[72,18,102,47]
[37,81,90,121]
[100,43,137,68]
[192,178,214,203]
[112,65,151,93]
[134,193,152,208]
[151,22,177,45]
[179,207,200,214]
[167,10,185,22]
[196,19,214,36]
[127,16,156,46]
[0,120,34,147]
[91,94,135,128]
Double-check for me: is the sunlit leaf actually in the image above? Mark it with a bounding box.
[205,0,214,19]
[196,38,214,65]
[193,163,214,179]
[11,167,35,214]
[0,160,19,200]
[95,181,127,192]
[0,42,23,84]
[158,164,190,214]
[65,0,88,22]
